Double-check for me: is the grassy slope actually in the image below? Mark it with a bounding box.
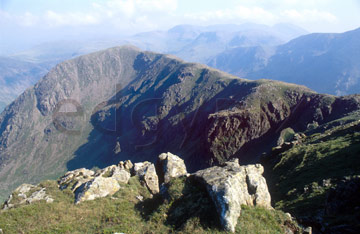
[264,114,360,227]
[0,176,295,233]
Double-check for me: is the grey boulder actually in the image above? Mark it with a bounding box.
[194,160,271,232]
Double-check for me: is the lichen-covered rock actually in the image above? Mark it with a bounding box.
[157,152,187,184]
[194,160,271,232]
[245,164,272,208]
[134,162,159,194]
[133,161,152,175]
[119,160,133,171]
[111,167,131,184]
[75,176,121,204]
[96,165,131,184]
[26,188,54,204]
[58,168,95,191]
[2,184,54,210]
[57,165,130,204]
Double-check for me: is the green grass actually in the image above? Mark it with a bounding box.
[264,119,360,226]
[0,176,297,233]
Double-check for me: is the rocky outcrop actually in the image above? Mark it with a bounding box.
[133,162,159,194]
[59,165,131,204]
[95,165,131,184]
[75,176,121,204]
[157,152,187,184]
[245,164,272,208]
[194,159,271,232]
[119,160,133,171]
[2,184,54,210]
[2,153,275,233]
[58,168,95,191]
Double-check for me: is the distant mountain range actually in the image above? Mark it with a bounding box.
[1,46,359,202]
[2,24,360,115]
[0,23,307,112]
[0,57,50,112]
[209,27,360,95]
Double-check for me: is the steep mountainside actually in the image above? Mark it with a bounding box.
[209,27,360,95]
[263,110,360,232]
[0,46,359,202]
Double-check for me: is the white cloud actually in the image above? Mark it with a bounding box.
[18,12,39,26]
[135,0,178,12]
[0,0,351,34]
[0,0,178,30]
[238,0,335,9]
[282,9,337,22]
[184,5,276,24]
[93,0,178,18]
[0,10,39,27]
[44,10,100,26]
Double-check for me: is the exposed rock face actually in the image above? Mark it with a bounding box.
[2,184,54,210]
[245,164,272,208]
[119,160,133,171]
[133,162,152,175]
[194,160,271,232]
[157,152,187,184]
[75,176,121,204]
[134,162,159,194]
[58,168,95,191]
[111,168,131,184]
[96,165,131,184]
[58,165,131,204]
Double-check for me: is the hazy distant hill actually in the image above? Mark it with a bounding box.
[1,46,359,202]
[0,57,50,112]
[0,23,307,112]
[209,27,360,95]
[127,23,307,63]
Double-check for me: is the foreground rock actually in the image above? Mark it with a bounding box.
[73,165,130,204]
[133,162,159,194]
[2,184,54,210]
[157,152,187,184]
[75,176,121,204]
[96,165,131,184]
[58,165,131,204]
[58,168,95,191]
[2,153,274,233]
[194,159,271,232]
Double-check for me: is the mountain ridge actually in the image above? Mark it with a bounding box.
[209,27,360,95]
[0,23,307,111]
[0,46,359,202]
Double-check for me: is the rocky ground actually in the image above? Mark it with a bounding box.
[0,152,304,233]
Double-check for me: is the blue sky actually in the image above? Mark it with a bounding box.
[1,0,360,53]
